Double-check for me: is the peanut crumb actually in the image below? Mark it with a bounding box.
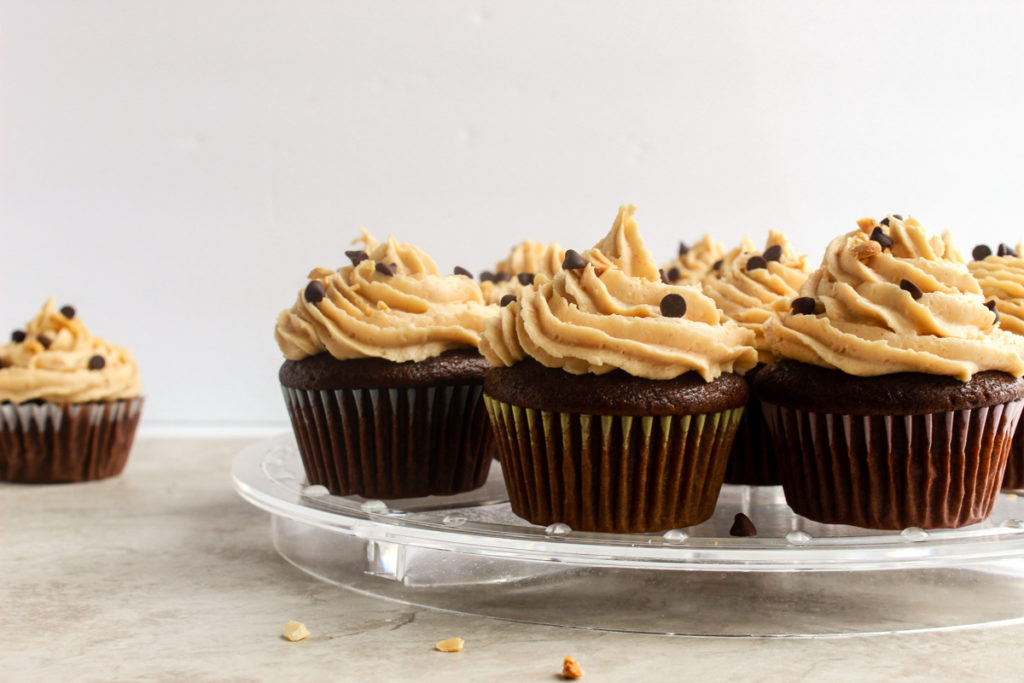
[307,267,334,280]
[851,240,882,260]
[435,637,464,652]
[562,655,584,679]
[856,217,877,233]
[283,621,310,642]
[376,300,390,311]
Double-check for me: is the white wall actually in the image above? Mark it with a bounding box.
[3,1,1024,428]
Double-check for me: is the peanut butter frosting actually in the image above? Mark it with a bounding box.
[480,240,566,305]
[968,242,1024,337]
[662,233,725,285]
[0,299,142,403]
[765,216,1024,381]
[480,205,758,381]
[702,231,810,362]
[275,230,498,362]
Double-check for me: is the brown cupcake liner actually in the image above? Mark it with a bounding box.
[282,384,495,499]
[1003,427,1024,490]
[484,396,744,533]
[761,400,1024,529]
[0,398,145,483]
[723,395,779,486]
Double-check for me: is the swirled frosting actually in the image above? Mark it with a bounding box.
[480,240,565,304]
[662,233,725,285]
[702,231,810,362]
[275,230,498,362]
[765,216,1024,380]
[968,242,1024,337]
[480,205,758,380]
[0,299,142,403]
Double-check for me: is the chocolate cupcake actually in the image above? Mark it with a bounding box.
[275,230,499,499]
[702,231,810,485]
[969,241,1024,489]
[661,233,725,285]
[479,240,565,305]
[0,299,144,483]
[480,205,758,533]
[761,215,1024,529]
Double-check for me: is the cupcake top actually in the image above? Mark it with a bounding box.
[275,230,498,363]
[480,240,566,305]
[662,233,725,285]
[701,231,810,362]
[968,241,1024,337]
[0,298,141,403]
[765,215,1024,381]
[480,205,758,381]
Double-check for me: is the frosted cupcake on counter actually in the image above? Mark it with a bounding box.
[662,234,725,285]
[478,240,565,305]
[758,215,1024,529]
[0,299,143,482]
[481,205,757,533]
[275,230,500,499]
[701,231,810,485]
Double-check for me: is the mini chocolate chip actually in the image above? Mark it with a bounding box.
[0,359,5,369]
[712,259,723,271]
[60,305,76,319]
[880,217,890,226]
[38,334,52,349]
[791,297,817,315]
[986,299,1000,325]
[494,270,511,283]
[972,244,992,261]
[88,354,106,370]
[659,268,669,284]
[517,272,535,286]
[479,270,495,283]
[900,279,923,300]
[998,243,1019,258]
[375,262,397,276]
[500,294,517,307]
[870,226,894,250]
[454,266,473,278]
[763,245,783,262]
[667,267,681,282]
[659,293,687,318]
[345,249,368,266]
[730,513,757,537]
[892,213,903,220]
[746,255,768,271]
[304,280,325,303]
[678,241,690,256]
[562,249,586,270]
[11,330,26,343]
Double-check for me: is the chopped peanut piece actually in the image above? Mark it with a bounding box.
[856,217,878,233]
[562,655,584,679]
[283,621,310,641]
[435,637,464,652]
[851,240,882,260]
[307,267,335,279]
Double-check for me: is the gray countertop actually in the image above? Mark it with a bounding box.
[3,437,1023,681]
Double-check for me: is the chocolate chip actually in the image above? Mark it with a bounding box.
[870,226,894,250]
[60,305,76,319]
[763,245,783,262]
[678,241,690,256]
[345,250,368,266]
[791,297,817,315]
[659,268,669,284]
[892,213,903,220]
[998,243,1019,258]
[659,293,687,318]
[746,255,768,271]
[730,513,757,537]
[562,249,586,270]
[880,217,890,226]
[667,267,681,282]
[973,244,992,261]
[375,262,397,277]
[454,266,473,278]
[88,354,106,370]
[38,335,52,349]
[494,270,511,283]
[479,270,496,283]
[500,294,517,307]
[712,259,723,271]
[304,280,325,304]
[986,299,1000,325]
[900,279,923,300]
[0,359,5,369]
[517,272,535,286]
[11,330,26,343]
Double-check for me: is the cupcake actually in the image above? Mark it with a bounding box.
[275,230,500,499]
[661,233,725,285]
[480,205,758,533]
[968,241,1024,489]
[760,215,1024,529]
[702,231,810,485]
[479,240,565,305]
[0,299,144,483]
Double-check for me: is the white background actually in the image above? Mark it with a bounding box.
[3,1,1024,429]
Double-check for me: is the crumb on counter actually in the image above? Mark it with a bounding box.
[562,655,584,679]
[435,637,464,652]
[283,621,310,642]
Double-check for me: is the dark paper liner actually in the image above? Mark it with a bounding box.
[282,384,495,499]
[0,398,145,483]
[484,396,744,533]
[723,394,779,486]
[1003,428,1024,490]
[761,400,1024,530]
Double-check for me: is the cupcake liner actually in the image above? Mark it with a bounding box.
[1003,429,1024,490]
[723,395,779,486]
[282,384,494,499]
[762,400,1024,529]
[0,398,145,483]
[484,396,744,533]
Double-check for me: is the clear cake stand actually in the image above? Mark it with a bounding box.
[232,434,1024,637]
